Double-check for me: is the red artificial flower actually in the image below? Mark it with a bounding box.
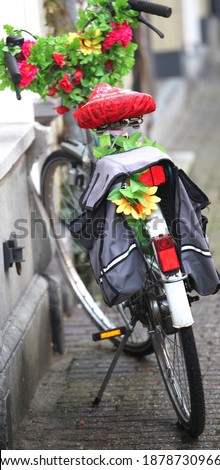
[18,60,39,88]
[102,21,132,51]
[72,70,83,85]
[21,40,36,59]
[105,59,114,71]
[58,74,74,93]
[54,105,70,115]
[47,86,58,97]
[111,21,133,46]
[52,52,66,67]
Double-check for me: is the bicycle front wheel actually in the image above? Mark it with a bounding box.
[144,260,205,437]
[41,150,153,356]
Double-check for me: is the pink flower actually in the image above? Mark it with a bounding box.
[54,105,70,115]
[72,70,83,85]
[52,52,66,67]
[102,21,132,51]
[21,40,36,59]
[18,60,38,88]
[58,73,74,93]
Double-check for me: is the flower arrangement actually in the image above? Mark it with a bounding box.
[94,132,165,247]
[0,0,139,114]
[108,173,161,247]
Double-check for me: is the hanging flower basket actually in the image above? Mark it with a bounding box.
[0,0,140,114]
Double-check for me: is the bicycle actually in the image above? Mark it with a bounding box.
[3,0,220,438]
[40,3,207,436]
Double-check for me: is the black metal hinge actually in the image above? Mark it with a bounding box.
[3,232,25,275]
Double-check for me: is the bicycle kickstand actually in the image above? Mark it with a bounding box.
[92,318,137,405]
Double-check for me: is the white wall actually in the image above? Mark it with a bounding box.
[0,0,45,37]
[0,0,45,123]
[181,0,202,54]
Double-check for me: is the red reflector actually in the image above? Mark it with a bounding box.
[153,235,180,273]
[140,166,166,187]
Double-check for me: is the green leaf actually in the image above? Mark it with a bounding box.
[137,184,151,193]
[93,146,116,159]
[99,133,111,148]
[113,133,142,152]
[143,136,167,153]
[135,194,148,205]
[120,186,134,199]
[3,24,16,36]
[130,172,142,181]
[127,132,142,146]
[125,216,150,249]
[129,179,142,193]
[107,188,122,201]
[113,136,127,148]
[122,140,135,151]
[2,45,22,56]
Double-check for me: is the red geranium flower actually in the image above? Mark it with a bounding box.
[58,74,74,93]
[47,86,58,97]
[52,52,66,67]
[72,70,83,85]
[54,105,70,115]
[102,21,132,51]
[18,60,39,88]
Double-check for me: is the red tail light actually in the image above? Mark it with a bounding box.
[153,235,180,273]
[140,165,166,187]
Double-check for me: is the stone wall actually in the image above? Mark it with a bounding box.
[0,120,62,449]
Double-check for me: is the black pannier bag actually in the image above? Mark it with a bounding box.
[175,169,220,295]
[70,183,148,307]
[69,146,220,306]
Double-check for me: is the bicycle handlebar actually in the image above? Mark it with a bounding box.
[128,0,172,18]
[4,52,22,100]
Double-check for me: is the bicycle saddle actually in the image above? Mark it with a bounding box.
[73,83,156,129]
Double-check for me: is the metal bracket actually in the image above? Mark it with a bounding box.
[3,232,25,275]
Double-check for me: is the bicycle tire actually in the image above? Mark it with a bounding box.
[41,150,153,356]
[143,259,205,437]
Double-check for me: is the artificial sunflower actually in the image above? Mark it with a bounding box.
[111,185,161,221]
[112,198,140,219]
[80,30,102,55]
[142,186,161,211]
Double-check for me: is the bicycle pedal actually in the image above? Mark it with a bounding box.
[92,326,127,342]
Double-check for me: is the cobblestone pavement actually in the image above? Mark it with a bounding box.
[14,64,220,450]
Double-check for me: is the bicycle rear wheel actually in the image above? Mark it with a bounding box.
[41,150,153,356]
[143,259,205,437]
